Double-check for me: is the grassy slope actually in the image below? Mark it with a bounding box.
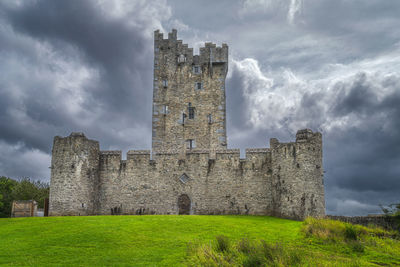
[0,215,398,266]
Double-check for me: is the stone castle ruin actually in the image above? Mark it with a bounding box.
[49,30,325,220]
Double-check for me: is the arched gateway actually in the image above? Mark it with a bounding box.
[178,194,191,215]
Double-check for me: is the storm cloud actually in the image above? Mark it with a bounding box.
[0,0,399,215]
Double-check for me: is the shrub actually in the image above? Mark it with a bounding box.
[302,217,345,242]
[242,251,264,267]
[215,235,230,252]
[344,224,358,240]
[186,244,233,267]
[349,240,365,253]
[186,237,303,266]
[237,238,252,254]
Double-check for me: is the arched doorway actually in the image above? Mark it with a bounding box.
[178,194,191,215]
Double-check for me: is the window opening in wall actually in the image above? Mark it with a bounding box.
[207,114,212,124]
[179,173,190,184]
[186,139,196,149]
[188,107,195,119]
[162,79,168,88]
[178,54,186,63]
[188,103,195,119]
[193,65,201,74]
[162,105,168,114]
[195,82,202,90]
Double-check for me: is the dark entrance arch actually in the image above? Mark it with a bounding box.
[178,194,191,215]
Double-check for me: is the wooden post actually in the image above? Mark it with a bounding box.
[44,198,49,217]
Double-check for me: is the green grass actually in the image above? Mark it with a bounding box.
[0,215,398,266]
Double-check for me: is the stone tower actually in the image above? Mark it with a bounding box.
[49,133,99,216]
[152,29,228,154]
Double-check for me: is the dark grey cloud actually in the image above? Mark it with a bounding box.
[225,56,400,215]
[3,0,153,116]
[0,0,162,156]
[0,0,399,215]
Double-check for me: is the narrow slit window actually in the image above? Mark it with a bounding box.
[195,82,202,90]
[162,105,168,114]
[186,139,196,149]
[208,114,212,124]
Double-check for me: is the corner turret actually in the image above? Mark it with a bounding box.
[49,132,100,216]
[271,129,324,220]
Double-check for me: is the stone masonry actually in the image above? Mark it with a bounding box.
[49,30,325,220]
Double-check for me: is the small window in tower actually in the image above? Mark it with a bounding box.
[186,139,196,149]
[195,82,203,90]
[193,65,201,74]
[208,114,212,124]
[188,107,195,119]
[162,105,168,114]
[179,173,190,184]
[162,79,168,88]
[178,54,186,63]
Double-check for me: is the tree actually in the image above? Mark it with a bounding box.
[12,178,49,209]
[0,176,18,217]
[0,176,49,217]
[380,203,400,217]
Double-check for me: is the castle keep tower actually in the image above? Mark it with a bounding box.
[152,29,228,154]
[49,29,325,219]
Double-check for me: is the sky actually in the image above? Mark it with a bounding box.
[0,0,399,216]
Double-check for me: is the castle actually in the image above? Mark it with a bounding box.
[49,30,325,220]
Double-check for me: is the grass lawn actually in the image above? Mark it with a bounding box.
[0,215,398,266]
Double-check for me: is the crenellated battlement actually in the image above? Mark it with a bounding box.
[154,29,228,66]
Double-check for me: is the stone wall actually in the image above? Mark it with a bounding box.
[96,147,272,215]
[49,129,324,220]
[327,215,400,231]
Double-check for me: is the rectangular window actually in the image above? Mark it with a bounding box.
[186,139,196,149]
[188,107,195,119]
[208,114,212,124]
[162,105,168,114]
[162,79,168,88]
[193,66,201,74]
[195,82,202,90]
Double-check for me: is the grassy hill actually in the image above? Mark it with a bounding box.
[0,215,398,266]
